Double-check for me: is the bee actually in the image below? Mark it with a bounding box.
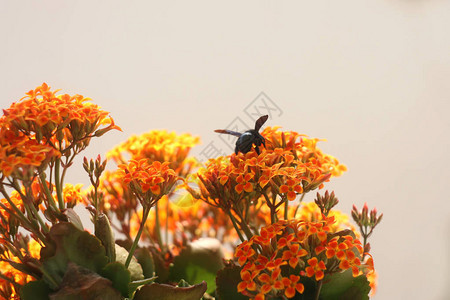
[215,115,269,154]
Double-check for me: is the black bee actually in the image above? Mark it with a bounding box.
[215,115,269,154]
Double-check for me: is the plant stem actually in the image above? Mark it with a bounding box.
[314,280,323,300]
[60,154,76,185]
[165,197,169,247]
[40,266,60,289]
[54,159,64,209]
[293,193,306,218]
[234,206,253,239]
[228,211,245,242]
[39,173,59,213]
[125,205,150,269]
[26,197,49,234]
[284,197,288,220]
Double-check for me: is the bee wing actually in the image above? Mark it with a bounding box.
[214,129,242,137]
[254,115,269,131]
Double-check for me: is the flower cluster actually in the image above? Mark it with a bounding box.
[235,214,373,299]
[2,83,120,156]
[0,84,381,300]
[119,159,178,208]
[0,84,119,299]
[187,126,347,239]
[92,130,207,250]
[107,130,199,177]
[0,123,59,179]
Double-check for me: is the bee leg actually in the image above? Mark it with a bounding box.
[255,145,260,155]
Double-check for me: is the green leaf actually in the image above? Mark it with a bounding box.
[40,223,109,288]
[289,277,318,300]
[115,244,144,281]
[215,263,248,300]
[20,280,52,300]
[47,263,121,300]
[100,262,131,297]
[129,277,158,293]
[63,208,84,231]
[134,248,155,278]
[94,213,116,263]
[169,238,224,294]
[134,281,207,300]
[320,269,371,300]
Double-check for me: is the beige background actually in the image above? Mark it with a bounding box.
[1,1,450,299]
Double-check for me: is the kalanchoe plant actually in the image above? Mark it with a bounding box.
[0,84,382,300]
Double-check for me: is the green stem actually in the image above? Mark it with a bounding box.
[234,206,253,239]
[293,193,306,218]
[54,159,64,209]
[0,272,17,285]
[60,154,76,185]
[314,280,323,300]
[0,188,46,242]
[40,266,60,289]
[26,198,49,234]
[228,212,245,242]
[38,173,59,213]
[92,184,99,222]
[284,197,288,220]
[165,198,169,246]
[262,192,276,224]
[125,205,150,269]
[0,197,31,231]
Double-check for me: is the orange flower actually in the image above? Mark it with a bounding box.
[258,267,284,295]
[305,257,326,281]
[235,173,254,193]
[281,243,308,268]
[235,240,256,265]
[237,269,258,293]
[279,178,303,201]
[282,275,305,298]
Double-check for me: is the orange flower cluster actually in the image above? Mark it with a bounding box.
[0,239,41,300]
[261,127,347,177]
[0,83,120,180]
[188,127,346,232]
[107,130,200,177]
[0,124,59,179]
[120,159,178,207]
[235,215,373,299]
[95,130,201,244]
[2,83,120,154]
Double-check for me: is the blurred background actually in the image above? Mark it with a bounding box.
[1,1,449,299]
